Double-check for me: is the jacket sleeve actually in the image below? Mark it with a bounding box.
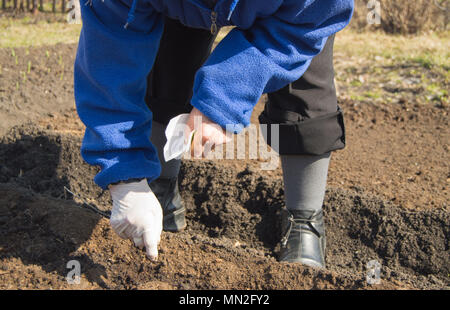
[74,0,164,189]
[190,0,354,133]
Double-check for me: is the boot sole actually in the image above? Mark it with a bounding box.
[280,257,325,269]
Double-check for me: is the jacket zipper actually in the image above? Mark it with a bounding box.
[185,0,239,35]
[210,11,218,35]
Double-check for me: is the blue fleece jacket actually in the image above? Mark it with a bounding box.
[74,0,354,189]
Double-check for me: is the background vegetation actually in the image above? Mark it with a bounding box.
[351,0,448,34]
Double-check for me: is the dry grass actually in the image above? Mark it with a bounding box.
[334,28,449,107]
[0,16,81,48]
[381,0,442,34]
[351,0,448,34]
[1,12,448,72]
[335,28,450,69]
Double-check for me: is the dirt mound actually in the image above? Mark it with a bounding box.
[179,161,449,289]
[0,124,448,289]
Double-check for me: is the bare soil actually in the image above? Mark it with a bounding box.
[0,44,76,136]
[0,43,448,290]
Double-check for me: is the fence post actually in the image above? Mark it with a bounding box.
[39,0,43,11]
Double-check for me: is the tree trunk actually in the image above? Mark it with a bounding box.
[32,0,38,14]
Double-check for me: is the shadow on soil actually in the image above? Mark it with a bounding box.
[0,124,108,287]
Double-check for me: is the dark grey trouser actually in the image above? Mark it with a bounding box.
[146,18,345,156]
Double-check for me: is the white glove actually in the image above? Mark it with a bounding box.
[109,179,163,261]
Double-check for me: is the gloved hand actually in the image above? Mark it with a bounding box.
[187,107,231,158]
[109,179,163,261]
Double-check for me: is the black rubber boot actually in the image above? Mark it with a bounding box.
[148,177,187,232]
[279,208,326,268]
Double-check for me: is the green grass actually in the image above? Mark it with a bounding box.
[426,83,448,102]
[363,91,382,100]
[350,79,363,87]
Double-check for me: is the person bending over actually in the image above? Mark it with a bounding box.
[74,0,354,267]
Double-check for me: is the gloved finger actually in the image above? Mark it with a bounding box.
[123,225,140,240]
[110,220,130,239]
[143,230,160,261]
[133,236,144,249]
[118,224,137,240]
